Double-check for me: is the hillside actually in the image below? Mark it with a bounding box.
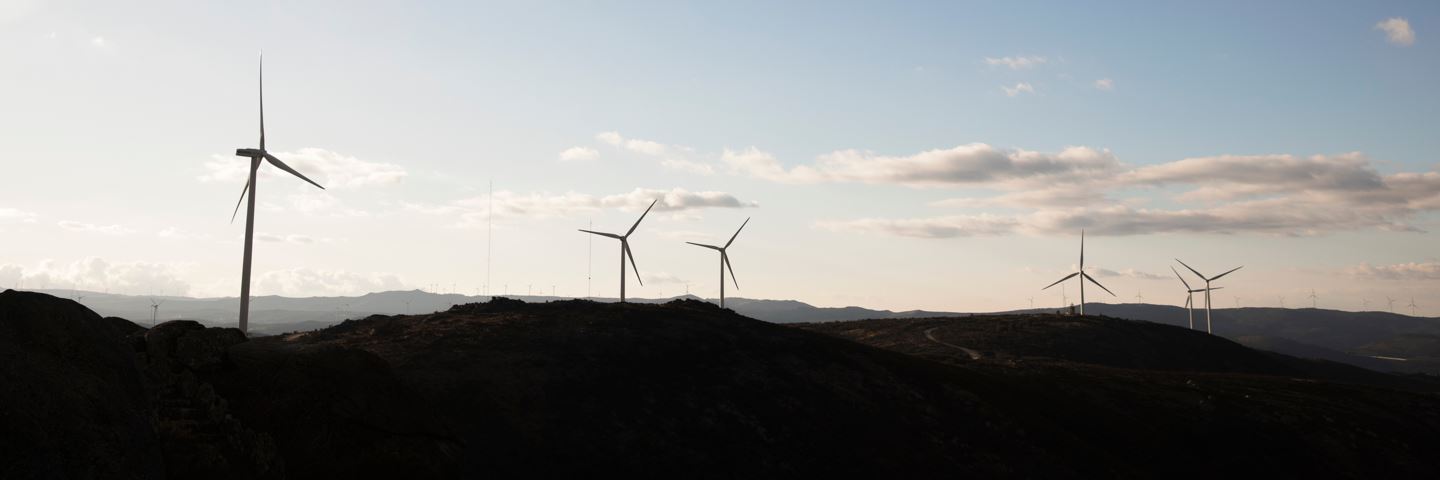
[6,290,1440,478]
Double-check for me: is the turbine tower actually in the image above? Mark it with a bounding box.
[1387,296,1396,313]
[1175,259,1242,335]
[1308,289,1318,309]
[1041,231,1115,316]
[230,54,326,335]
[149,298,163,327]
[578,199,658,303]
[685,217,749,308]
[1408,297,1417,316]
[1171,266,1222,330]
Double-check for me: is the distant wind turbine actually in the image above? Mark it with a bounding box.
[230,54,326,335]
[1308,289,1318,309]
[1279,296,1286,308]
[1135,290,1144,304]
[686,217,749,308]
[1408,297,1418,316]
[149,298,163,327]
[1387,296,1397,313]
[1175,259,1242,335]
[1171,266,1222,330]
[579,199,658,303]
[1041,231,1115,316]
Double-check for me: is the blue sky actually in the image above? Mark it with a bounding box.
[1,1,1437,314]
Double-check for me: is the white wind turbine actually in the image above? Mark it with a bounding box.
[149,298,163,327]
[230,54,326,334]
[1308,289,1318,309]
[1041,231,1115,315]
[1408,297,1418,316]
[578,199,658,303]
[685,217,749,308]
[1170,266,1222,330]
[1387,296,1397,313]
[1175,259,1242,335]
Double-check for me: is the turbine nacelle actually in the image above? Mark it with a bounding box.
[235,148,265,158]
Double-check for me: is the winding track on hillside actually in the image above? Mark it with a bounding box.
[923,327,982,360]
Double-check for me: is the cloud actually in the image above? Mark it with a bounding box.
[641,272,688,285]
[1122,153,1386,201]
[256,233,329,245]
[425,187,757,228]
[985,56,1047,69]
[255,268,406,296]
[0,208,38,223]
[1094,78,1114,91]
[1376,17,1415,46]
[595,131,623,146]
[0,258,191,296]
[660,158,716,175]
[559,146,599,162]
[157,227,208,241]
[729,143,1121,188]
[816,215,1019,239]
[200,148,406,189]
[1346,261,1440,281]
[57,220,134,236]
[1002,82,1035,97]
[1092,268,1167,281]
[90,36,106,48]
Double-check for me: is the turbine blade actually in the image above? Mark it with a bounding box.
[626,198,658,237]
[259,52,265,150]
[624,241,642,285]
[1082,272,1117,296]
[725,217,750,248]
[1175,258,1206,279]
[1042,272,1079,290]
[1171,266,1192,289]
[579,229,622,239]
[230,177,251,223]
[1079,230,1085,269]
[686,241,721,251]
[723,252,739,289]
[1209,265,1243,282]
[263,153,325,190]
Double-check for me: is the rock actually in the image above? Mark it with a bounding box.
[0,289,165,479]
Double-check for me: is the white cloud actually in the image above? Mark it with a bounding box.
[0,258,191,296]
[816,215,1019,239]
[200,148,406,190]
[1376,17,1415,46]
[559,146,599,162]
[90,36,106,48]
[255,268,406,296]
[1091,268,1167,281]
[0,208,38,223]
[985,56,1048,69]
[431,187,757,228]
[157,227,208,241]
[256,233,329,245]
[641,272,688,285]
[1346,261,1440,281]
[1002,82,1036,97]
[1094,78,1114,91]
[729,143,1120,188]
[595,131,624,146]
[660,158,716,175]
[57,220,134,236]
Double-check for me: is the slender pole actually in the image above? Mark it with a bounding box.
[486,180,492,297]
[238,159,259,335]
[1187,294,1194,330]
[719,253,725,308]
[1205,282,1213,334]
[619,242,626,302]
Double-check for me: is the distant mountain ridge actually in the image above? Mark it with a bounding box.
[34,289,1440,374]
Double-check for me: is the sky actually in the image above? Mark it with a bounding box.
[1,0,1438,315]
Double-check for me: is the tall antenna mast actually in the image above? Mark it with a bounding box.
[486,180,493,297]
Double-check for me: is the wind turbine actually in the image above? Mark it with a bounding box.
[1408,297,1417,316]
[685,217,749,308]
[1308,289,1318,309]
[1279,296,1286,308]
[1175,259,1242,335]
[1387,296,1396,313]
[578,199,658,303]
[230,54,326,334]
[1041,231,1115,316]
[1171,266,1223,330]
[149,298,163,327]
